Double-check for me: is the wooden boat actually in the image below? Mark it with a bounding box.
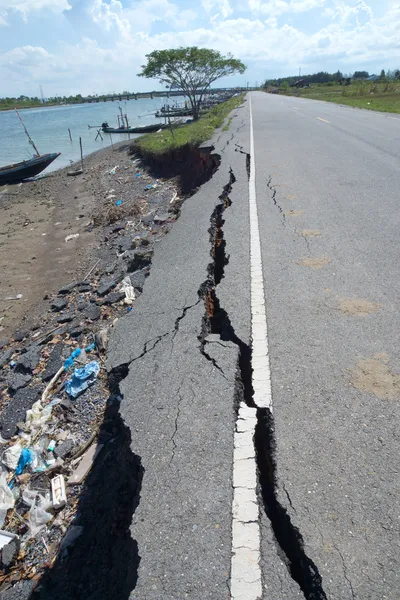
[155,109,192,118]
[0,153,61,186]
[101,122,167,134]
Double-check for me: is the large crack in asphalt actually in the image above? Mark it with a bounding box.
[196,159,327,599]
[267,175,286,227]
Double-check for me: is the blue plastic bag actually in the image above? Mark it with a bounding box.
[65,361,100,399]
[15,448,33,476]
[64,348,81,369]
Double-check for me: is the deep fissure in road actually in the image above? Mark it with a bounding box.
[198,157,327,599]
[255,408,328,600]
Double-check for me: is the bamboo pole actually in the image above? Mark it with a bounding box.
[15,109,40,156]
[79,137,84,171]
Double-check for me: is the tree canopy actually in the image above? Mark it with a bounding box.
[138,47,246,120]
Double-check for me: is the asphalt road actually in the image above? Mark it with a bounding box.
[107,92,400,600]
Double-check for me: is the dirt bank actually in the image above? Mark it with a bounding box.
[0,141,178,341]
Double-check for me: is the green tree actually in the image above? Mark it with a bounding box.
[380,69,386,80]
[138,46,246,120]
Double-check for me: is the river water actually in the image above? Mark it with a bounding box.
[0,96,185,172]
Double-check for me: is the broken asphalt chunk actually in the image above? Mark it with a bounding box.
[96,279,118,297]
[0,349,13,370]
[51,298,68,312]
[5,372,32,393]
[0,387,40,439]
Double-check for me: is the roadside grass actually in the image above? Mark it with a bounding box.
[222,117,233,131]
[135,94,245,154]
[275,82,400,114]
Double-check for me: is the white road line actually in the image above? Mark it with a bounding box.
[230,95,273,600]
[316,117,330,123]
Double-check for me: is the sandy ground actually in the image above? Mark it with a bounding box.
[0,141,163,340]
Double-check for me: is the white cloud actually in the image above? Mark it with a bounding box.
[203,0,233,18]
[248,0,326,16]
[0,0,68,24]
[1,0,400,95]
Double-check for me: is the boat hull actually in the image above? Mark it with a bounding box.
[102,124,166,134]
[0,153,61,185]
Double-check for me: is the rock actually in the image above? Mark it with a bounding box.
[51,298,68,312]
[69,326,86,339]
[59,282,78,295]
[117,236,134,253]
[54,439,74,459]
[42,344,64,382]
[0,339,7,350]
[15,347,41,374]
[127,250,153,273]
[99,292,125,305]
[154,212,170,224]
[84,305,101,321]
[96,279,118,296]
[0,387,40,439]
[77,282,92,293]
[141,212,155,225]
[13,330,29,343]
[56,313,75,324]
[0,535,20,568]
[77,301,89,312]
[0,349,13,370]
[6,372,32,393]
[110,220,126,233]
[129,267,150,291]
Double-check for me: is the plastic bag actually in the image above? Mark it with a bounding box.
[15,448,33,475]
[22,487,38,507]
[119,276,135,305]
[25,398,61,434]
[0,473,15,527]
[65,361,100,399]
[27,494,53,537]
[2,444,22,471]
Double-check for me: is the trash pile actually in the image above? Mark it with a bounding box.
[0,154,181,592]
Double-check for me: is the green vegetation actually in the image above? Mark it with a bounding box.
[139,47,246,121]
[136,93,245,154]
[275,82,400,114]
[222,117,232,131]
[0,94,84,111]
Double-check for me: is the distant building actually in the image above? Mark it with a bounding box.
[367,74,379,81]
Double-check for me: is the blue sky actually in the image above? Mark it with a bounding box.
[0,0,399,96]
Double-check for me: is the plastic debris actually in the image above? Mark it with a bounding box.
[65,233,79,242]
[51,474,67,510]
[2,445,22,471]
[110,165,119,175]
[22,488,38,507]
[0,473,15,527]
[95,328,109,352]
[64,348,82,369]
[67,442,103,485]
[47,440,56,452]
[15,448,33,476]
[115,199,123,206]
[85,343,95,353]
[135,173,141,177]
[25,397,61,434]
[60,525,83,554]
[65,361,100,399]
[4,294,23,301]
[119,276,135,305]
[27,494,53,537]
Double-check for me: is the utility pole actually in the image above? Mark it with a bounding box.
[299,66,301,77]
[40,84,45,104]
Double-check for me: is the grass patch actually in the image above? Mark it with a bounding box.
[222,117,232,131]
[135,94,245,154]
[276,82,400,113]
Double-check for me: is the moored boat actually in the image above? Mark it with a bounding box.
[0,153,61,186]
[101,122,167,134]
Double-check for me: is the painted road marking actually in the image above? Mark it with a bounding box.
[316,117,330,123]
[230,95,272,600]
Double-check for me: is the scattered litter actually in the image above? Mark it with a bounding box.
[65,361,100,399]
[144,180,158,190]
[85,343,95,353]
[65,233,79,242]
[135,173,141,177]
[170,191,178,204]
[4,294,23,301]
[47,440,56,452]
[28,494,53,537]
[22,488,38,507]
[115,199,123,206]
[51,475,66,510]
[109,166,119,175]
[0,530,18,550]
[67,442,103,485]
[106,194,116,200]
[119,276,135,305]
[0,473,15,527]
